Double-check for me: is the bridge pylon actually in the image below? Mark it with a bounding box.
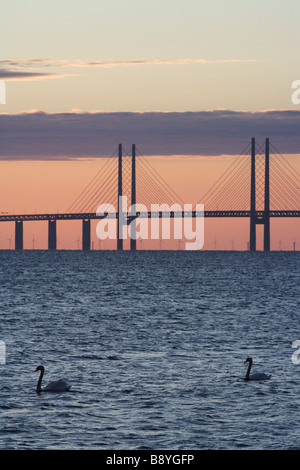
[249,137,271,251]
[117,143,137,251]
[117,144,123,250]
[130,144,137,251]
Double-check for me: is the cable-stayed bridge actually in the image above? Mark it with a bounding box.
[0,138,299,250]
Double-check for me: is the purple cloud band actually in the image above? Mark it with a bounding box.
[0,69,72,81]
[0,110,299,160]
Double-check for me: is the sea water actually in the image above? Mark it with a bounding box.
[0,250,299,450]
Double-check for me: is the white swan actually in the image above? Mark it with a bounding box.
[35,365,72,392]
[244,357,270,381]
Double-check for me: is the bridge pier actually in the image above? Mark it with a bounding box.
[15,220,23,250]
[82,219,91,250]
[48,219,57,250]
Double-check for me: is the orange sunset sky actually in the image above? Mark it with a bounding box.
[0,154,298,251]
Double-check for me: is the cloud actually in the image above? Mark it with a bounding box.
[0,110,300,161]
[0,59,75,81]
[74,58,259,68]
[0,59,68,68]
[0,56,259,81]
[0,69,75,81]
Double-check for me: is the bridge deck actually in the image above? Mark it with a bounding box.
[0,210,299,222]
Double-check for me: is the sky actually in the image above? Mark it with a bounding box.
[0,0,299,250]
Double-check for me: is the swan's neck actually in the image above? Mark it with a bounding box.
[37,369,44,392]
[245,360,252,380]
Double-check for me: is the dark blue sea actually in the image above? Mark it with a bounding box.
[0,250,299,450]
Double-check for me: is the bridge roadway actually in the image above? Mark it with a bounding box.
[0,210,299,222]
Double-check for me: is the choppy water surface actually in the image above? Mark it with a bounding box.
[0,250,299,450]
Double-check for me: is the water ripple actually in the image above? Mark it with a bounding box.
[0,250,299,449]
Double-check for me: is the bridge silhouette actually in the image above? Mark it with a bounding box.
[0,138,299,251]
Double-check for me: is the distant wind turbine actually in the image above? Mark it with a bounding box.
[32,235,37,249]
[7,234,12,249]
